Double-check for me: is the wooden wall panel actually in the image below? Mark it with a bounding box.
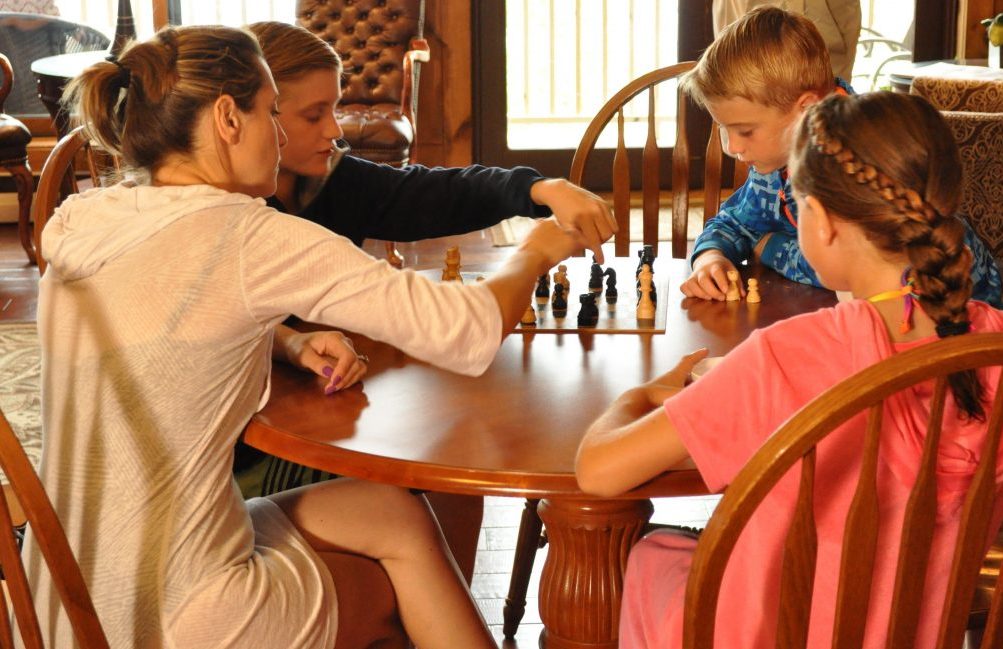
[964,0,1003,59]
[414,0,473,167]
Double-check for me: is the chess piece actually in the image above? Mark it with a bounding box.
[604,268,618,304]
[637,263,656,321]
[442,246,463,282]
[636,244,655,278]
[746,278,761,303]
[520,302,537,326]
[552,283,568,317]
[577,293,599,327]
[535,274,550,301]
[725,269,741,301]
[589,257,604,293]
[553,264,570,296]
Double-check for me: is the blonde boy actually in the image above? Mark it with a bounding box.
[679,6,1003,306]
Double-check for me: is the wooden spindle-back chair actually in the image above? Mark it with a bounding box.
[568,61,747,259]
[33,126,120,276]
[0,405,109,648]
[683,333,1003,649]
[502,63,751,639]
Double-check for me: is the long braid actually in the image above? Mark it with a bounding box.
[803,99,984,419]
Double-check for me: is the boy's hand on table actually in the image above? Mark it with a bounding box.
[680,250,742,300]
[530,178,617,264]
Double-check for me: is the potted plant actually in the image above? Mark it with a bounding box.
[982,13,1003,68]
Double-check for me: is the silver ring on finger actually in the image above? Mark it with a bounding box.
[357,354,370,364]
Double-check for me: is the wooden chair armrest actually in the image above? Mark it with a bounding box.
[400,38,431,124]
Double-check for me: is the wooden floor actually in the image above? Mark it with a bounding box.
[0,222,719,647]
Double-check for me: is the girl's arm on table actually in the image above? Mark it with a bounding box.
[576,349,707,497]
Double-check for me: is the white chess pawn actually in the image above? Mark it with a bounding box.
[746,278,761,304]
[637,263,656,320]
[725,269,741,301]
[520,303,537,326]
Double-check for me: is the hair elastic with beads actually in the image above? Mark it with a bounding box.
[866,268,921,334]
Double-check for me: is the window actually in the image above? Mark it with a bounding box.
[50,1,295,40]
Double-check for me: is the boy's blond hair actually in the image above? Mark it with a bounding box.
[681,6,833,111]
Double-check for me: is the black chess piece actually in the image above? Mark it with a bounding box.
[577,292,599,327]
[552,283,568,317]
[635,261,656,304]
[535,274,550,299]
[603,268,618,304]
[635,244,655,278]
[589,256,604,293]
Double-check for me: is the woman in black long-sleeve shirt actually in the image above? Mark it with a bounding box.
[251,21,614,257]
[244,21,615,583]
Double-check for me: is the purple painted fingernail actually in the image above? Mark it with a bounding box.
[324,384,338,395]
[332,375,343,386]
[322,366,333,378]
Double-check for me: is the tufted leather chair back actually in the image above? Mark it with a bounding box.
[297,0,427,167]
[300,0,421,106]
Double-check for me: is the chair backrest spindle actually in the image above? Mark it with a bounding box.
[612,108,631,257]
[642,87,660,256]
[0,408,109,648]
[775,448,817,649]
[885,377,950,646]
[831,403,884,648]
[570,62,742,258]
[671,82,691,260]
[936,371,1003,646]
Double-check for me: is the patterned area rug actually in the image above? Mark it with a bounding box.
[0,323,42,477]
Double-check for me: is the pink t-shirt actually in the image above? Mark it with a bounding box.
[620,299,1003,648]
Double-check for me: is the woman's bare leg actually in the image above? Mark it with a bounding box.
[314,551,408,649]
[269,479,495,649]
[425,492,483,585]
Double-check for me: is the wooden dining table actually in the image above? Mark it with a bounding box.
[243,251,837,649]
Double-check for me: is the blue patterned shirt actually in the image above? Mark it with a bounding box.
[691,81,1003,307]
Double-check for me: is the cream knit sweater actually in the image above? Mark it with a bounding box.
[23,182,501,648]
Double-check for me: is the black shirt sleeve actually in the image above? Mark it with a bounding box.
[297,155,553,246]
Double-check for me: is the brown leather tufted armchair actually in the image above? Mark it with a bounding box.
[0,53,35,264]
[297,0,430,167]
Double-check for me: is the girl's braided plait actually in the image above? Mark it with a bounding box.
[805,97,984,419]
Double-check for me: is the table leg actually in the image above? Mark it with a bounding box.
[537,498,654,649]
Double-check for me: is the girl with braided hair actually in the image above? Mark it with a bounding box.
[575,91,1003,648]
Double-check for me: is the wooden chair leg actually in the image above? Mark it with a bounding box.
[503,498,545,639]
[385,241,404,268]
[5,160,35,265]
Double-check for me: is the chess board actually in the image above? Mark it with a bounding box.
[421,255,669,334]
